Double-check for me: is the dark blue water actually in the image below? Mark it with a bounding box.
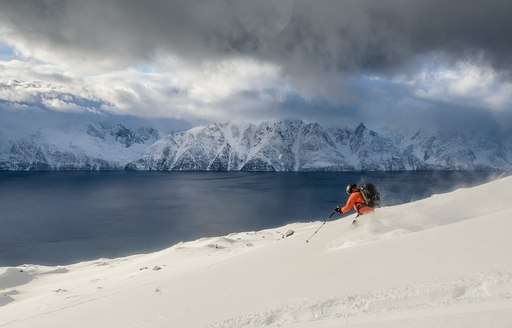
[0,171,508,266]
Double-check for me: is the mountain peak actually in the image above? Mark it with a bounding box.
[355,122,367,134]
[2,120,511,171]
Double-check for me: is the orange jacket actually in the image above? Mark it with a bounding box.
[341,191,374,215]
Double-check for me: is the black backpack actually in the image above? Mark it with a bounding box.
[359,183,381,208]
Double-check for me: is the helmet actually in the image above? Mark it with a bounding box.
[346,183,357,194]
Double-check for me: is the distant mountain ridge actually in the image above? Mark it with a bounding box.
[1,120,511,171]
[0,123,159,170]
[127,120,512,171]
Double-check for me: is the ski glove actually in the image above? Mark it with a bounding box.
[334,206,342,213]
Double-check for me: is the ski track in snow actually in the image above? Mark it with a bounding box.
[205,270,512,328]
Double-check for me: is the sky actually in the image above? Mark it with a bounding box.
[1,0,512,133]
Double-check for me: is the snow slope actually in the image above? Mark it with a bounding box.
[1,176,512,327]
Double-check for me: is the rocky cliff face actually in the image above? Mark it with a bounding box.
[1,119,510,171]
[126,120,512,171]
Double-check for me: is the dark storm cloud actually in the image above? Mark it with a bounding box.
[1,0,512,76]
[1,0,512,134]
[0,0,238,65]
[269,0,512,78]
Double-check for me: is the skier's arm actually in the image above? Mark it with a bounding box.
[341,193,357,213]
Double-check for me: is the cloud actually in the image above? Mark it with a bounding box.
[0,0,511,132]
[0,56,284,123]
[402,61,512,112]
[2,1,512,74]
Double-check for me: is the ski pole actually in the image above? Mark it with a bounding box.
[305,210,337,243]
[350,212,360,224]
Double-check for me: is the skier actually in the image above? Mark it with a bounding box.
[307,183,379,242]
[335,183,374,217]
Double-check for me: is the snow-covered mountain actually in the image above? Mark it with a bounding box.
[127,120,512,171]
[1,119,511,171]
[0,123,160,170]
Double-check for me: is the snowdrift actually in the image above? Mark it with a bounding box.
[1,175,512,327]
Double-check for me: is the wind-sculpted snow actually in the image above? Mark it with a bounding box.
[128,121,512,171]
[206,270,512,328]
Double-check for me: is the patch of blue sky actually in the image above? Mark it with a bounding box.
[0,42,17,59]
[135,63,155,74]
